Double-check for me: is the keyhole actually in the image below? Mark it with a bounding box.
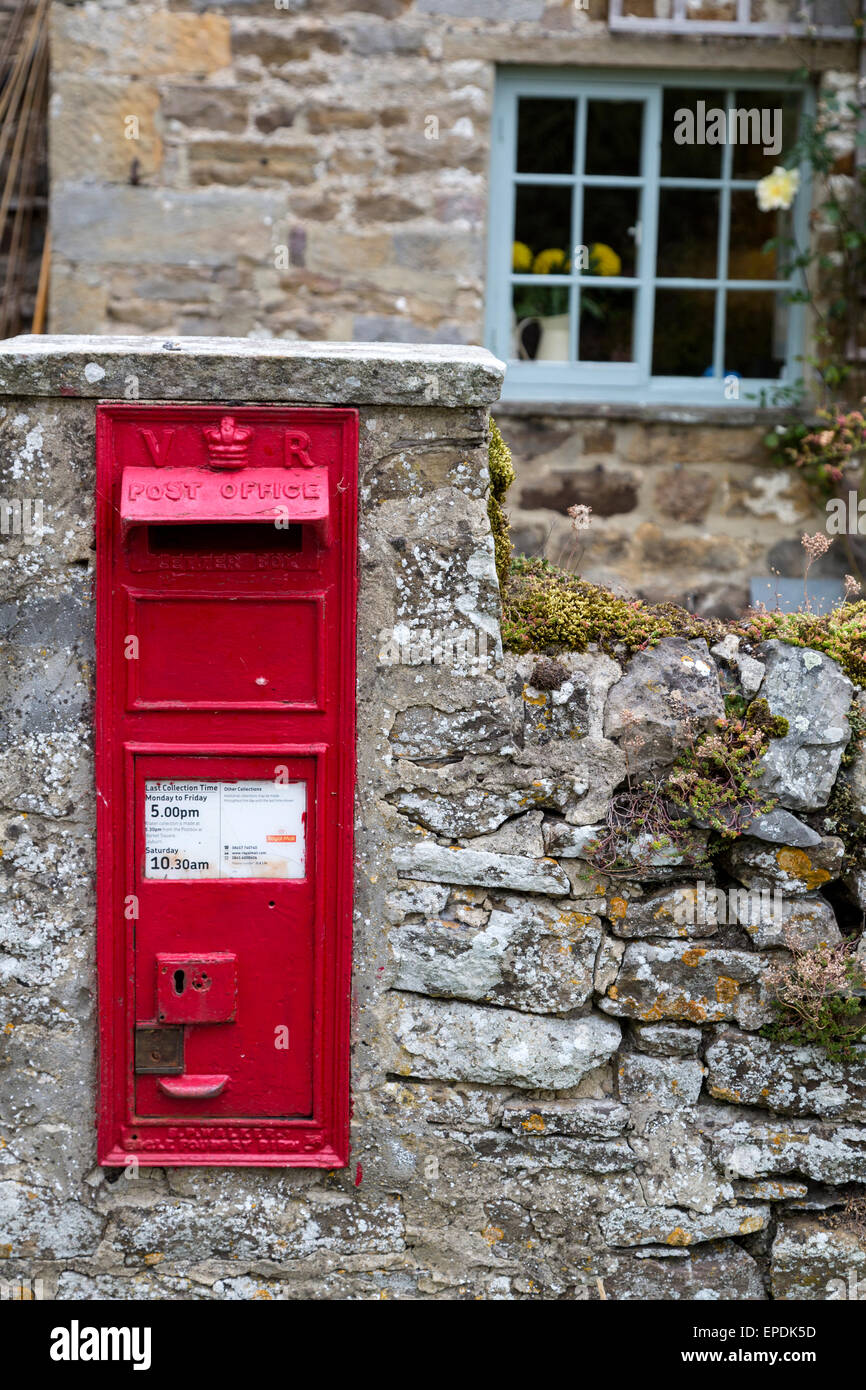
[173,969,185,995]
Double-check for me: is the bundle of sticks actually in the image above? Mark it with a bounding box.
[0,0,49,338]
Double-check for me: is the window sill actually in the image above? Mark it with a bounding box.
[492,399,807,426]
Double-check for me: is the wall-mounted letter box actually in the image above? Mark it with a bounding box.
[96,405,357,1166]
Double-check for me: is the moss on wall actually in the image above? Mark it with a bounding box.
[487,418,514,595]
[491,416,866,685]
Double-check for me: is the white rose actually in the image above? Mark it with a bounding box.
[756,167,800,212]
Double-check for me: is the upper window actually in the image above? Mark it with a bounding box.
[608,0,858,40]
[486,71,810,406]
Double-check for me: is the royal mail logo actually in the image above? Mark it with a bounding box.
[202,415,254,468]
[135,422,321,472]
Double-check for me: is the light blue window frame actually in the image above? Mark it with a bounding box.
[486,68,813,407]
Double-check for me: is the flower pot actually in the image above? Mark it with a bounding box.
[513,315,538,360]
[536,313,570,362]
[513,313,570,362]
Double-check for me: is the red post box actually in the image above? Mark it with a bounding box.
[95,405,357,1166]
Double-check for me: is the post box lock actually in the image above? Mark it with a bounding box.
[97,405,357,1168]
[156,952,237,1025]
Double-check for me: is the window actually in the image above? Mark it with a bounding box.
[486,70,810,406]
[608,0,858,40]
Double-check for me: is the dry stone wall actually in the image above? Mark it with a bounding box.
[0,337,865,1300]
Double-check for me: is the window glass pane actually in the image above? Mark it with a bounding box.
[657,189,719,277]
[810,0,856,22]
[516,97,576,175]
[500,77,802,385]
[579,290,635,363]
[513,185,572,274]
[724,290,787,376]
[512,285,571,362]
[585,100,643,176]
[652,289,716,375]
[580,187,637,277]
[661,88,723,178]
[730,90,800,178]
[729,190,791,279]
[684,0,738,19]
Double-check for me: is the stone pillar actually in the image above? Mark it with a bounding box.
[0,336,504,1296]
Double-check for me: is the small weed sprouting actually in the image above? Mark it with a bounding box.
[587,780,709,878]
[665,699,789,839]
[733,602,866,688]
[761,940,866,1062]
[820,1191,866,1240]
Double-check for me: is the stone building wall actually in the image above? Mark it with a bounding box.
[495,407,853,619]
[48,0,856,345]
[46,1,862,614]
[0,336,865,1300]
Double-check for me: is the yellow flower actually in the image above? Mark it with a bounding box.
[589,243,621,277]
[532,247,568,275]
[512,241,533,272]
[756,167,800,212]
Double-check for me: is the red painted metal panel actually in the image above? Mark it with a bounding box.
[120,464,330,531]
[125,593,324,710]
[96,405,358,1167]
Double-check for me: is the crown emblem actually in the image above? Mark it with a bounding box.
[202,416,253,468]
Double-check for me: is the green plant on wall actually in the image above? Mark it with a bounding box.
[665,699,788,839]
[759,80,866,409]
[761,941,866,1062]
[733,601,866,687]
[759,74,866,520]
